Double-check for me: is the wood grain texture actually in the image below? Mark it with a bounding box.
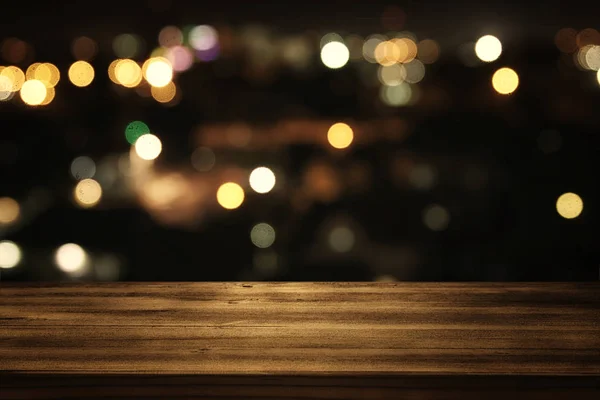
[1,282,599,399]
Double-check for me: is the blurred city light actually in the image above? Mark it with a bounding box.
[142,57,173,87]
[327,122,354,149]
[20,79,47,105]
[115,59,143,87]
[320,41,350,69]
[329,226,355,252]
[54,243,89,276]
[70,156,96,180]
[249,167,276,194]
[556,192,583,219]
[423,204,450,231]
[134,134,162,160]
[216,182,245,210]
[250,223,276,248]
[74,178,102,208]
[475,35,502,62]
[68,61,95,87]
[0,197,20,225]
[0,241,21,269]
[492,67,519,94]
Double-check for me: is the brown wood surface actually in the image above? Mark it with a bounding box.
[1,282,599,399]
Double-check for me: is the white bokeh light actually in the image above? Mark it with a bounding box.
[135,134,162,160]
[0,241,22,269]
[475,35,502,62]
[249,167,276,194]
[320,41,350,69]
[54,243,89,275]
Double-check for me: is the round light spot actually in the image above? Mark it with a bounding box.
[0,241,21,269]
[475,35,502,62]
[417,39,440,64]
[0,197,20,225]
[134,134,162,160]
[20,79,47,105]
[54,243,88,274]
[115,59,142,87]
[74,178,102,208]
[380,82,412,106]
[191,147,216,172]
[327,122,354,149]
[68,61,95,87]
[249,167,276,194]
[329,226,355,253]
[189,25,218,51]
[492,67,519,95]
[216,182,245,210]
[150,81,176,103]
[71,36,98,61]
[378,64,407,86]
[423,204,450,231]
[320,41,350,69]
[70,156,96,180]
[125,121,150,144]
[0,66,25,91]
[556,192,583,219]
[250,222,276,248]
[142,57,173,88]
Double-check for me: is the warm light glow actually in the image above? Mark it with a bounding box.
[0,197,20,225]
[378,64,407,86]
[27,63,60,88]
[0,66,25,92]
[54,243,88,275]
[68,61,95,87]
[417,39,440,64]
[20,79,47,105]
[556,192,583,219]
[142,57,173,88]
[320,41,350,69]
[40,86,55,106]
[423,204,450,231]
[216,182,245,210]
[0,241,21,269]
[492,67,519,95]
[475,35,502,62]
[135,134,162,160]
[380,83,413,106]
[250,223,276,248]
[327,122,354,149]
[74,178,102,208]
[249,167,276,194]
[597,69,600,85]
[150,81,176,103]
[329,226,355,252]
[115,59,142,87]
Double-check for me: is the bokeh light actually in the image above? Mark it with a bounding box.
[556,192,583,219]
[115,59,142,87]
[70,156,96,180]
[475,35,502,62]
[72,36,98,61]
[125,121,150,144]
[158,26,183,48]
[0,197,20,225]
[0,75,13,101]
[1,38,29,64]
[191,147,216,172]
[142,57,173,87]
[134,134,162,160]
[216,182,245,210]
[0,241,21,269]
[249,166,276,194]
[68,61,95,87]
[380,82,412,106]
[329,226,355,252]
[165,46,194,72]
[250,223,276,248]
[74,178,102,208]
[189,25,218,51]
[54,243,89,275]
[554,28,578,53]
[423,204,450,231]
[492,67,519,95]
[327,122,354,149]
[113,34,142,58]
[363,35,386,63]
[417,39,440,64]
[20,79,47,105]
[27,63,60,88]
[0,66,25,92]
[404,59,425,83]
[320,41,350,69]
[150,81,176,103]
[378,64,407,86]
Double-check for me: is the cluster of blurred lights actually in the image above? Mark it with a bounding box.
[1,62,60,105]
[555,28,600,85]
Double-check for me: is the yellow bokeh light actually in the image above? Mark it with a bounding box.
[0,197,20,225]
[249,166,276,194]
[40,86,55,106]
[597,69,600,85]
[150,81,176,103]
[115,59,142,87]
[475,35,502,62]
[492,67,519,95]
[216,182,245,210]
[375,40,402,66]
[68,61,95,87]
[327,122,354,149]
[320,41,350,69]
[108,59,121,84]
[378,64,407,86]
[20,79,47,105]
[74,178,102,208]
[393,38,417,63]
[54,243,89,275]
[0,66,25,91]
[28,63,60,88]
[556,192,583,219]
[142,57,173,88]
[134,133,162,160]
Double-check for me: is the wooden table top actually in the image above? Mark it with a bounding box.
[1,282,599,399]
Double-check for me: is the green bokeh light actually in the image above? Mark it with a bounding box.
[125,121,150,144]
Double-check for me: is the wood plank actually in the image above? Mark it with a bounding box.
[1,283,599,399]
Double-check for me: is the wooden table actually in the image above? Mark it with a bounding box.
[1,283,599,399]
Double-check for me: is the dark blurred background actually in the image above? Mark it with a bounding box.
[0,0,598,282]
